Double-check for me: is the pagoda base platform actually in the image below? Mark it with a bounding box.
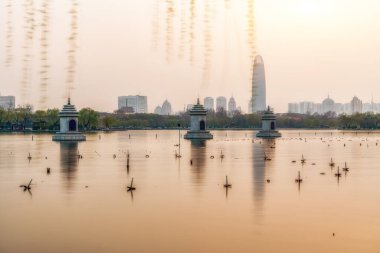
[52,132,86,141]
[184,131,213,140]
[256,130,282,139]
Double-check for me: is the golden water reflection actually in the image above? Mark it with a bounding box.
[1,130,380,253]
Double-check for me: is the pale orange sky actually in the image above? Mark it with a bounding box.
[0,0,380,112]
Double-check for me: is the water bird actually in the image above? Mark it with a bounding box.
[20,179,32,191]
[320,172,326,175]
[190,159,193,165]
[342,162,349,172]
[210,155,214,159]
[295,171,303,183]
[334,167,342,177]
[266,179,271,183]
[47,167,51,174]
[292,160,296,163]
[127,178,136,191]
[329,158,335,167]
[223,176,231,188]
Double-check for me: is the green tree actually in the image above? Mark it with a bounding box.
[79,108,99,130]
[46,109,60,130]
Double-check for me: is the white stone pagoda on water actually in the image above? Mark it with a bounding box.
[184,99,213,140]
[52,98,86,141]
[256,106,281,139]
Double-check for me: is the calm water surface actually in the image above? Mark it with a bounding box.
[1,130,380,253]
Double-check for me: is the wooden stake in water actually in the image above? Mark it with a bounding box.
[127,178,136,191]
[224,175,231,188]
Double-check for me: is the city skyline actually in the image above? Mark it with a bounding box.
[288,95,380,115]
[1,0,380,113]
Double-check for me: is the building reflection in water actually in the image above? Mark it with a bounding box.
[60,142,79,191]
[190,140,207,187]
[252,139,276,219]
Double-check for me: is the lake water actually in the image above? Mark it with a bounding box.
[1,130,380,253]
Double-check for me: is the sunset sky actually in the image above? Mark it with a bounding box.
[0,0,379,112]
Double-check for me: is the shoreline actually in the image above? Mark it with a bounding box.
[1,128,380,134]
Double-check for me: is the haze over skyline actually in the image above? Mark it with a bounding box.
[0,0,380,113]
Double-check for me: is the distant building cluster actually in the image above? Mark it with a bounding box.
[118,95,148,114]
[200,96,240,116]
[0,95,15,109]
[288,96,380,115]
[154,99,172,115]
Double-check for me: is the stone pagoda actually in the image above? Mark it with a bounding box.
[52,98,86,141]
[256,106,281,139]
[184,99,213,140]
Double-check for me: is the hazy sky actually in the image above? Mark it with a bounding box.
[0,0,380,112]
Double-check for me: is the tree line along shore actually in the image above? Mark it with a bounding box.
[1,106,380,132]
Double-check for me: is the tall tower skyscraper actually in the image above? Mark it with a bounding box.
[204,97,214,111]
[249,55,266,113]
[216,96,227,111]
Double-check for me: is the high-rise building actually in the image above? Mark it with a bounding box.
[0,95,15,109]
[315,103,323,114]
[204,97,214,111]
[118,95,148,113]
[216,96,227,111]
[288,103,299,113]
[154,106,162,114]
[334,103,345,115]
[344,103,351,114]
[299,101,315,114]
[228,97,237,116]
[350,96,363,114]
[250,55,266,113]
[363,103,372,113]
[322,96,335,114]
[161,99,172,115]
